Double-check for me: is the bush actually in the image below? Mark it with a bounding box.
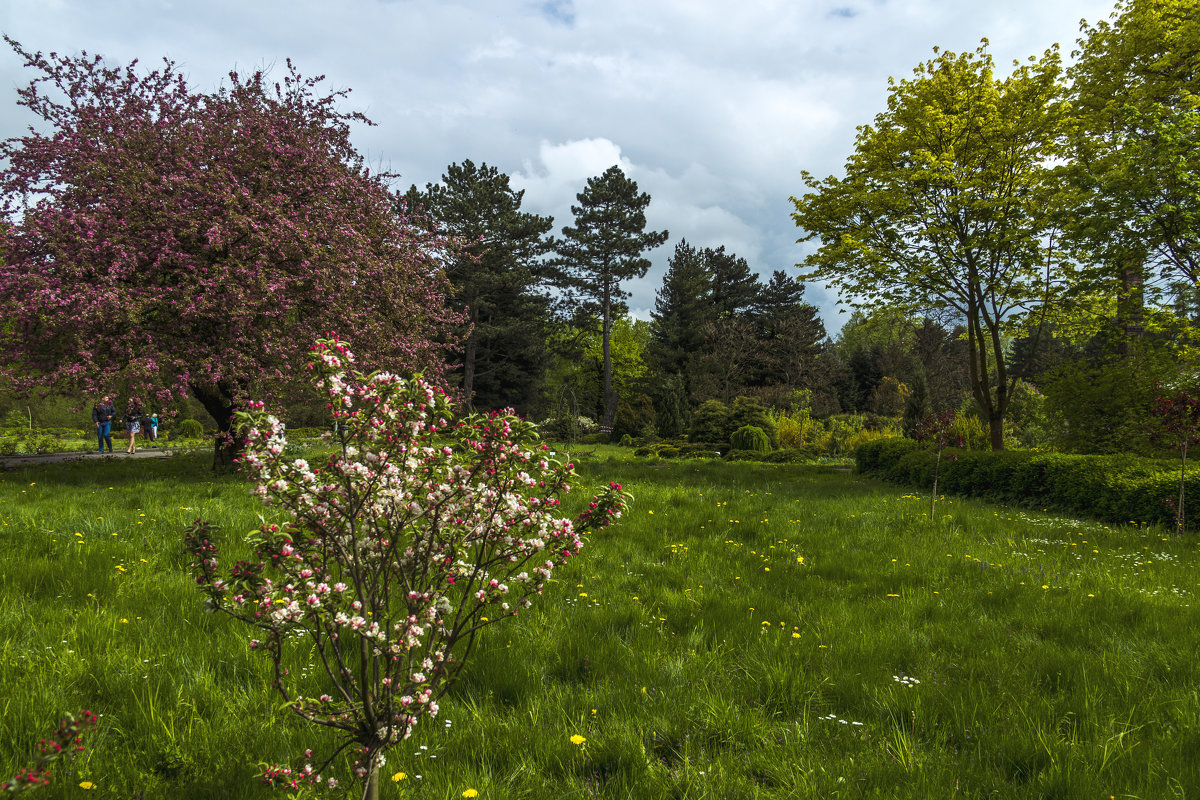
[176,419,204,439]
[657,446,680,459]
[688,400,730,444]
[855,439,1198,530]
[579,432,611,445]
[730,425,771,453]
[729,396,776,447]
[618,434,634,447]
[0,436,18,455]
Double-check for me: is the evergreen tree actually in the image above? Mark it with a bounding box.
[404,160,555,413]
[708,246,761,319]
[554,166,668,430]
[647,239,711,394]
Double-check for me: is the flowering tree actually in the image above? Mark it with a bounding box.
[1150,390,1200,534]
[2,710,97,794]
[185,337,630,798]
[0,39,459,466]
[913,410,964,520]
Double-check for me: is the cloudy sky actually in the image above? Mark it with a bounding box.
[1,0,1117,334]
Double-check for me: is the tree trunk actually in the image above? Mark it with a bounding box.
[190,381,242,470]
[930,450,941,520]
[1116,255,1145,355]
[987,413,1004,451]
[600,281,616,432]
[362,766,379,800]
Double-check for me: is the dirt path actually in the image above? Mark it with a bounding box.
[0,447,175,470]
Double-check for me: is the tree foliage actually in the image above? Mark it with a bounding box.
[404,160,555,415]
[1062,0,1200,289]
[793,42,1065,449]
[0,40,457,465]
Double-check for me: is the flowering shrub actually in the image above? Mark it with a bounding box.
[1,711,97,794]
[185,336,630,796]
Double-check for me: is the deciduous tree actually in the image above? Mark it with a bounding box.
[0,40,457,466]
[793,42,1065,449]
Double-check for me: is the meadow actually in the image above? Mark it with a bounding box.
[1,446,1198,798]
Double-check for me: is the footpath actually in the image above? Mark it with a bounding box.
[0,447,174,470]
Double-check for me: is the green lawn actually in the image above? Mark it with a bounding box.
[1,450,1198,798]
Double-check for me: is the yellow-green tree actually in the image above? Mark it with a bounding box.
[792,42,1066,450]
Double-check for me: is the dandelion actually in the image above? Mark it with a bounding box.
[79,781,95,789]
[463,790,479,798]
[570,734,586,745]
[392,772,407,782]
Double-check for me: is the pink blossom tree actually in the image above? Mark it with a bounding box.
[0,39,459,466]
[186,336,630,798]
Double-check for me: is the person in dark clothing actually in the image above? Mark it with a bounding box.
[123,399,143,454]
[92,395,115,454]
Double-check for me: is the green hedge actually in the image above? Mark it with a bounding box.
[856,438,1195,530]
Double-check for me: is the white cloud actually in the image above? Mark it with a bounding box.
[0,0,1119,334]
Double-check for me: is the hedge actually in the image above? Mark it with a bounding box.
[856,438,1197,530]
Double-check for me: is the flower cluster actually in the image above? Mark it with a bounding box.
[185,336,630,791]
[1,710,97,794]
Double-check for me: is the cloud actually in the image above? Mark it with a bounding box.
[0,0,1121,335]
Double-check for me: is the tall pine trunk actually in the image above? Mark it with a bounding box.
[600,282,617,432]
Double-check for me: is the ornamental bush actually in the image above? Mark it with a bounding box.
[730,425,771,453]
[688,400,730,444]
[185,336,630,798]
[176,419,204,439]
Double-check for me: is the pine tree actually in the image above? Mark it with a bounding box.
[554,166,668,430]
[404,160,555,413]
[707,246,760,319]
[647,239,711,394]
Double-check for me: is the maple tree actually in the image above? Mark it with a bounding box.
[0,39,458,465]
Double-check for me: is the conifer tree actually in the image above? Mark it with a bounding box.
[405,160,555,413]
[554,166,668,431]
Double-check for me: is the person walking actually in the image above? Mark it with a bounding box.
[148,413,159,443]
[123,398,143,454]
[92,395,116,454]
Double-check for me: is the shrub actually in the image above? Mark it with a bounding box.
[619,434,634,447]
[689,400,730,444]
[657,446,680,459]
[0,436,18,456]
[730,425,771,453]
[729,396,776,447]
[176,419,204,439]
[579,432,611,445]
[186,336,631,794]
[855,438,1200,530]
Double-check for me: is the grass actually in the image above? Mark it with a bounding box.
[1,449,1199,798]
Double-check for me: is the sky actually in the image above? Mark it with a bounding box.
[0,0,1119,335]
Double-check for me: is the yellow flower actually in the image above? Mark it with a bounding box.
[391,772,407,782]
[463,790,479,798]
[119,618,129,624]
[570,734,587,745]
[792,632,800,639]
[79,782,95,790]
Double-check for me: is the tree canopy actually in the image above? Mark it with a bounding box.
[0,40,458,463]
[792,42,1065,449]
[404,160,555,415]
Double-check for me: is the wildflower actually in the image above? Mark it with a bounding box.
[463,790,479,798]
[570,734,586,745]
[392,772,407,782]
[79,782,95,789]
